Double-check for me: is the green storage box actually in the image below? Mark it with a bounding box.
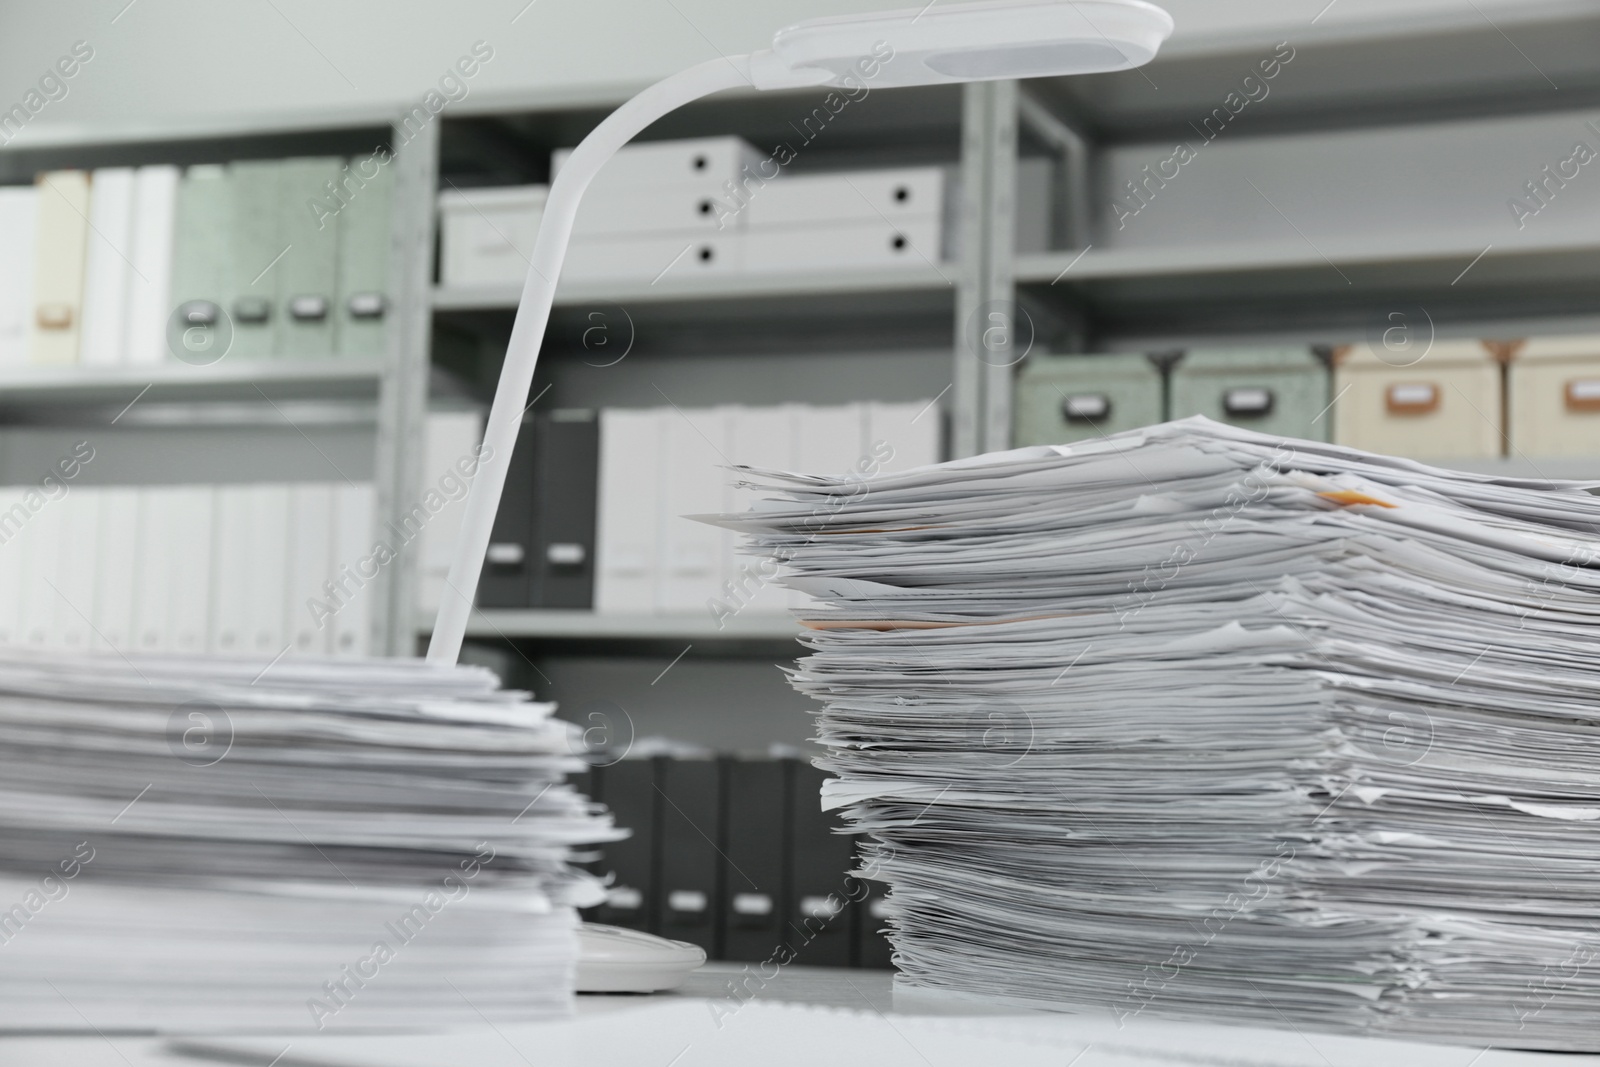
[1013,352,1164,446]
[1168,347,1331,441]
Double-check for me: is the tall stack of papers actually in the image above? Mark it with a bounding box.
[718,415,1600,1051]
[0,650,612,1032]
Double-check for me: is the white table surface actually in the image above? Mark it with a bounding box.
[0,965,889,1067]
[6,964,1597,1067]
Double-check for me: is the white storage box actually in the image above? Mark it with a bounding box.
[1508,334,1600,456]
[572,183,741,237]
[553,136,763,195]
[437,184,547,289]
[563,231,744,283]
[743,167,945,228]
[1333,340,1503,459]
[744,216,941,273]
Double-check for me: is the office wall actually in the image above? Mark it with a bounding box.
[0,0,1580,145]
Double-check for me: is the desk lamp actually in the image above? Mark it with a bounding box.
[429,0,1173,663]
[427,0,1172,991]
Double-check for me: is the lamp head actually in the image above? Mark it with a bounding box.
[768,0,1173,88]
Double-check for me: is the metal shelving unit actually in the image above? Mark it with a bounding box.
[417,81,974,662]
[968,5,1600,443]
[460,610,801,641]
[424,10,1600,655]
[431,262,953,312]
[19,9,1599,669]
[0,360,385,405]
[0,119,432,657]
[373,119,439,656]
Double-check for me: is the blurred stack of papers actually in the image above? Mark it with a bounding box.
[719,415,1600,1051]
[0,651,612,1033]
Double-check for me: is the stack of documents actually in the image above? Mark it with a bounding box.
[0,649,612,1032]
[718,415,1600,1051]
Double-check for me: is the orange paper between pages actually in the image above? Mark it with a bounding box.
[1317,490,1397,508]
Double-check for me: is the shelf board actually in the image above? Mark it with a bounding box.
[1016,233,1600,341]
[433,263,955,312]
[1016,231,1600,286]
[1429,457,1600,482]
[1033,8,1600,143]
[0,359,385,406]
[459,609,802,641]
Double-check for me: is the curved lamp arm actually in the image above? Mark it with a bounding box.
[427,56,760,664]
[424,0,1173,663]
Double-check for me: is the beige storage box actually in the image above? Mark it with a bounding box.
[1332,340,1503,460]
[1508,335,1600,456]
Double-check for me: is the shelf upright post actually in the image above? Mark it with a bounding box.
[1016,86,1094,352]
[1016,86,1094,252]
[953,83,987,459]
[953,78,1020,457]
[372,115,441,656]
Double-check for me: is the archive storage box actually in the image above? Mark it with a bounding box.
[1332,340,1502,459]
[564,231,743,282]
[743,166,944,229]
[1013,352,1163,446]
[438,184,548,289]
[1168,347,1331,441]
[552,136,761,192]
[1508,335,1600,456]
[551,137,760,283]
[744,220,937,273]
[743,166,947,273]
